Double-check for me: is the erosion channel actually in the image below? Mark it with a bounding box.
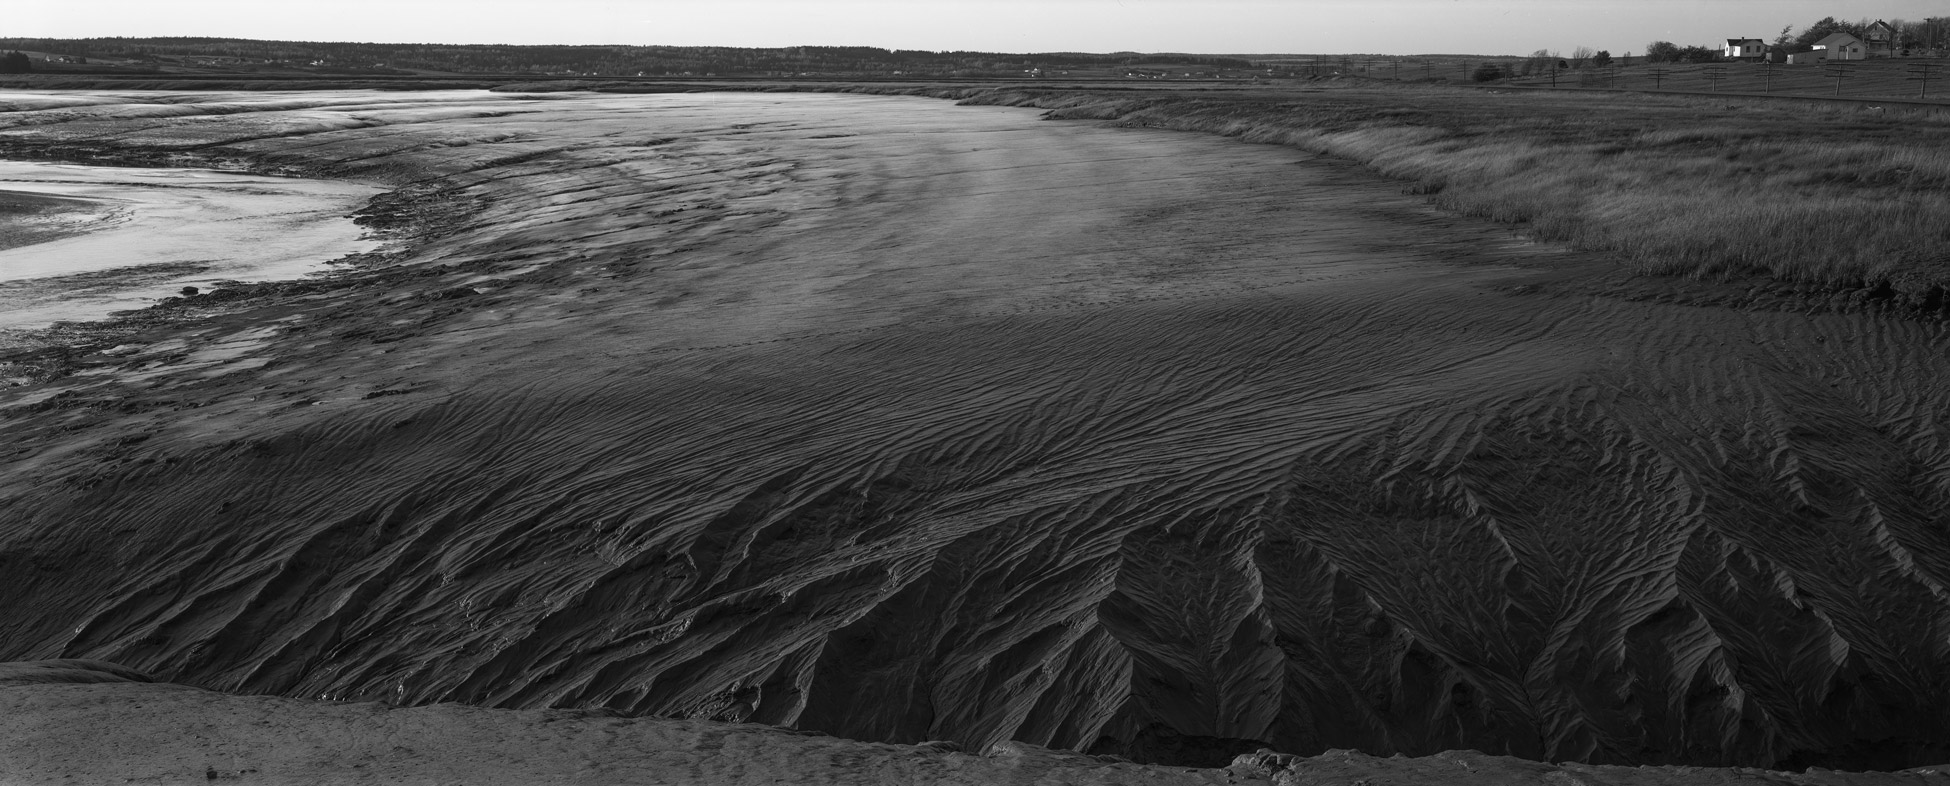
[1,90,1947,771]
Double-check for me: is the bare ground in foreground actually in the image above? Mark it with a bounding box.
[1,89,1948,773]
[4,661,1943,786]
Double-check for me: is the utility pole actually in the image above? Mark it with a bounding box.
[1824,61,1855,96]
[1756,61,1777,93]
[1423,60,1432,80]
[1908,61,1941,99]
[1647,67,1669,89]
[1392,59,1400,80]
[1700,65,1726,92]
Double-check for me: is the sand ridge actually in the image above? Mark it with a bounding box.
[0,90,1946,770]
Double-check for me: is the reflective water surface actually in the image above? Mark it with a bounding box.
[0,160,380,329]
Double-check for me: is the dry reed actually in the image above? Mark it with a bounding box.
[959,86,1950,304]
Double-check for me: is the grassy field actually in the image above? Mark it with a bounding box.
[1504,57,1950,101]
[944,84,1950,311]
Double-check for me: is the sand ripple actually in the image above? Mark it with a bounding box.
[0,91,1946,769]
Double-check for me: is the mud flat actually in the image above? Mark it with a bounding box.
[0,89,1947,775]
[0,160,381,331]
[5,661,1940,786]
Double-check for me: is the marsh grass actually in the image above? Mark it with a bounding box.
[961,86,1950,305]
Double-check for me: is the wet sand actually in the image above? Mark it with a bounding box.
[5,661,1937,786]
[0,90,1946,771]
[0,161,380,330]
[0,189,108,252]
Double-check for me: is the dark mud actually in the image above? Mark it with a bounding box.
[0,189,103,252]
[0,90,1947,773]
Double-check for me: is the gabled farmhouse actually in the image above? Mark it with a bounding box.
[1723,38,1767,59]
[1813,32,1866,61]
[1863,19,1899,56]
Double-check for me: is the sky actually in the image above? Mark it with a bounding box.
[13,0,1948,56]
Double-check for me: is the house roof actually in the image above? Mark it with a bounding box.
[1726,38,1765,46]
[1814,32,1862,47]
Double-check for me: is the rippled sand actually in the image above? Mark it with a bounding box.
[0,90,1946,771]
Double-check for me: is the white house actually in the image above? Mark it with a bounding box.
[1723,38,1767,59]
[1813,32,1866,61]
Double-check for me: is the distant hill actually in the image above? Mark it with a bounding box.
[0,38,1258,78]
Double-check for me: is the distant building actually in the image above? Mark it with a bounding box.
[1813,32,1866,61]
[1723,38,1767,59]
[1785,50,1826,65]
[1863,19,1899,57]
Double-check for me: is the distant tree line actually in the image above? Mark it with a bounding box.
[1642,41,1723,63]
[0,50,31,74]
[0,38,1256,76]
[1509,47,1614,76]
[1771,15,1950,53]
[1638,14,1950,64]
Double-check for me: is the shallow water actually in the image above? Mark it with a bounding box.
[0,161,381,329]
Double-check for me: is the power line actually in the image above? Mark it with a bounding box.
[1699,65,1726,92]
[1823,61,1856,96]
[1907,61,1942,99]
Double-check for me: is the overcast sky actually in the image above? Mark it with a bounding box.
[14,1,1947,56]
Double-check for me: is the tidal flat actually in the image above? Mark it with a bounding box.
[0,159,380,332]
[1,88,1947,782]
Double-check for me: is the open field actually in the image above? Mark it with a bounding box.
[1504,58,1950,102]
[1,86,1949,777]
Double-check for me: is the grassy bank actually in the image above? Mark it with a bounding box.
[931,85,1950,311]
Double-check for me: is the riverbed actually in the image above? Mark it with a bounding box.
[0,160,380,330]
[0,89,1946,771]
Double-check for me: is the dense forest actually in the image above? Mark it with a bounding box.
[0,38,1257,76]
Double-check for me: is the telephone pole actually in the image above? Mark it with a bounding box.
[1700,65,1726,92]
[1824,61,1855,96]
[1908,62,1941,99]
